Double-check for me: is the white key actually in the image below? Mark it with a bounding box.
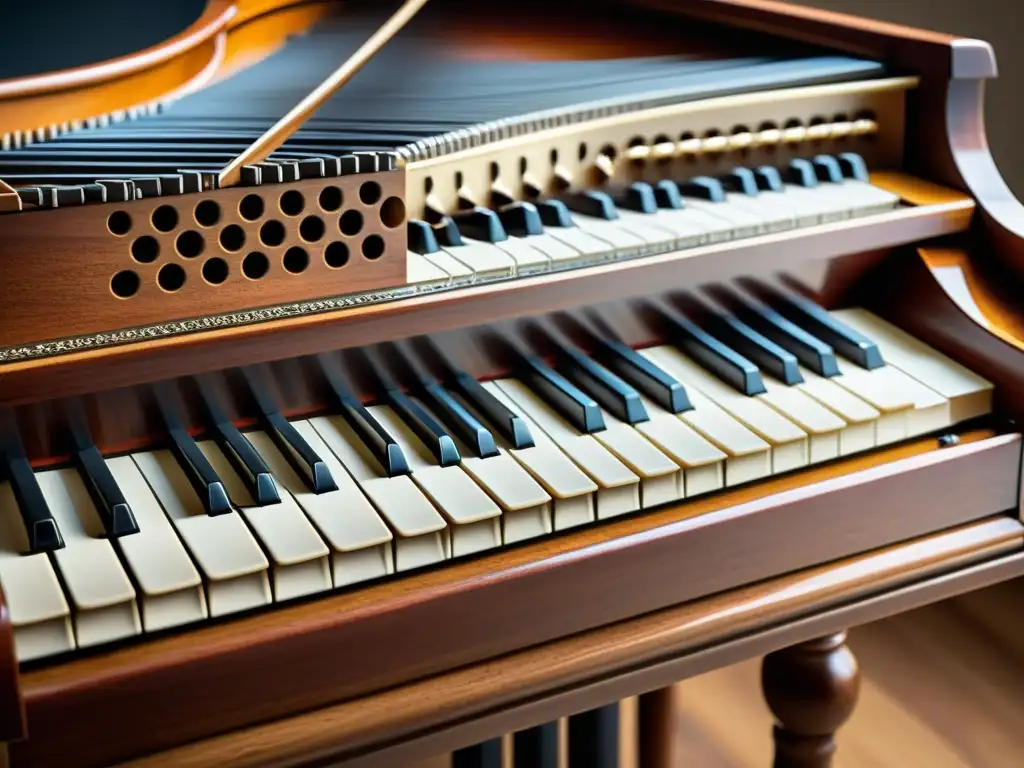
[567,213,647,256]
[197,441,331,602]
[133,450,271,617]
[795,367,880,456]
[720,192,797,235]
[829,361,946,443]
[420,248,475,283]
[247,427,395,587]
[598,209,683,252]
[654,204,736,244]
[0,481,74,662]
[832,309,993,423]
[488,235,550,274]
[543,225,621,261]
[838,180,901,218]
[681,197,762,239]
[758,379,847,464]
[511,232,585,266]
[631,395,727,497]
[493,379,641,518]
[36,468,140,647]
[589,409,683,508]
[779,183,851,223]
[616,208,706,250]
[367,405,502,557]
[407,250,451,287]
[442,239,516,278]
[641,346,809,472]
[480,382,598,530]
[106,456,207,631]
[308,415,449,570]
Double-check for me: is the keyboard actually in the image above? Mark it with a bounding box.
[1,283,993,664]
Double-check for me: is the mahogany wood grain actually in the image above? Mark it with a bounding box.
[0,179,973,407]
[7,431,1019,768]
[0,588,23,744]
[109,517,1024,768]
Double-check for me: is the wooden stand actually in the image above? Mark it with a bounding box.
[762,632,861,768]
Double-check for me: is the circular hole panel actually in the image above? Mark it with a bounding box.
[151,205,178,233]
[242,252,270,280]
[299,216,325,243]
[239,194,265,221]
[176,230,205,258]
[110,270,140,298]
[259,220,286,247]
[324,242,349,268]
[131,236,159,264]
[108,211,132,236]
[319,186,342,212]
[359,180,382,205]
[379,197,405,229]
[202,257,229,285]
[339,210,363,236]
[280,190,305,217]
[219,224,246,252]
[194,200,221,227]
[157,263,186,292]
[283,247,310,274]
[362,234,385,260]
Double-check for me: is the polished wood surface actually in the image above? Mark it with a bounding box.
[111,517,1024,767]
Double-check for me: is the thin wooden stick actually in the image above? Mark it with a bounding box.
[218,0,430,188]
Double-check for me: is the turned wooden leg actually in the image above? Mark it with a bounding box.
[761,632,860,768]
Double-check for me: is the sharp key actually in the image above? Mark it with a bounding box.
[612,181,658,213]
[433,216,464,247]
[678,176,726,202]
[755,285,885,369]
[418,380,499,458]
[559,189,618,220]
[694,304,804,385]
[812,155,844,183]
[785,158,819,187]
[838,152,870,181]
[450,370,535,449]
[408,219,441,254]
[593,339,693,413]
[451,206,507,243]
[721,167,760,196]
[553,343,649,424]
[653,179,684,209]
[755,166,784,192]
[3,450,64,552]
[535,198,575,227]
[321,363,410,477]
[385,389,461,466]
[518,355,606,434]
[660,306,767,395]
[242,368,337,494]
[497,201,544,236]
[70,428,139,538]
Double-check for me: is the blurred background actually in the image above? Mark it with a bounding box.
[790,0,1024,196]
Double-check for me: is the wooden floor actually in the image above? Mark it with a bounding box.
[416,578,1024,767]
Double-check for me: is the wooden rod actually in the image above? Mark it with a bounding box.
[0,178,22,213]
[217,0,430,188]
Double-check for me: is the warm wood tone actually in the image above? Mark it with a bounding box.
[109,517,1024,768]
[0,588,23,744]
[638,688,678,768]
[0,169,406,351]
[763,633,860,768]
[0,174,973,405]
[7,432,1019,767]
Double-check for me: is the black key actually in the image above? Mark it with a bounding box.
[678,175,726,202]
[449,371,534,449]
[592,339,692,413]
[812,154,844,184]
[385,389,462,466]
[693,304,804,385]
[838,151,870,182]
[611,182,658,213]
[535,198,574,227]
[452,206,508,243]
[433,216,464,247]
[453,739,502,768]
[196,379,281,505]
[320,361,411,477]
[755,165,784,192]
[514,722,559,768]
[519,355,606,433]
[660,306,767,395]
[68,425,139,538]
[497,201,544,236]
[553,343,648,424]
[408,219,440,254]
[785,158,819,187]
[717,289,840,377]
[653,179,683,209]
[752,284,884,369]
[559,189,618,220]
[2,449,64,553]
[241,367,337,494]
[154,383,232,516]
[721,167,759,196]
[418,380,499,459]
[568,704,620,768]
